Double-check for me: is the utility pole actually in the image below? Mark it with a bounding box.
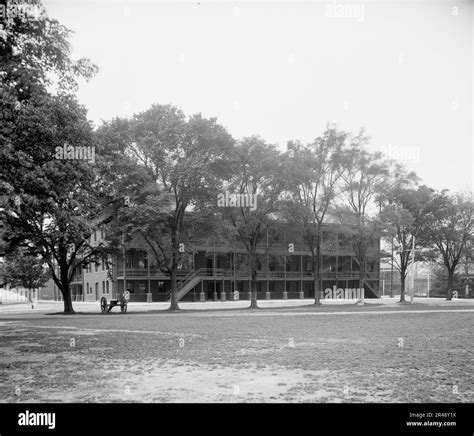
[147,247,151,303]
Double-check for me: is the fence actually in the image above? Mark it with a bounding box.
[380,276,431,297]
[380,269,472,298]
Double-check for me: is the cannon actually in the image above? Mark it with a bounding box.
[100,293,128,314]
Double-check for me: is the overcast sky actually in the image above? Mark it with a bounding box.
[43,0,473,193]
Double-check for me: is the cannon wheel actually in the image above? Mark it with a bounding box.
[120,296,127,313]
[100,297,107,313]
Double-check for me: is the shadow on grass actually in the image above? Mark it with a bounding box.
[4,302,471,323]
[40,301,391,317]
[9,299,471,319]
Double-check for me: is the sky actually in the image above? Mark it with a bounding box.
[43,0,473,193]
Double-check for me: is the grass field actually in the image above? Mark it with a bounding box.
[1,300,473,403]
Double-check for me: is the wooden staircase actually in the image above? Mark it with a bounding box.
[167,268,224,302]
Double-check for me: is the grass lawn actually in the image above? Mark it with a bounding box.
[1,302,473,403]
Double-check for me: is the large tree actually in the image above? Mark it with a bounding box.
[281,125,347,305]
[0,0,99,313]
[96,104,234,310]
[217,136,285,309]
[337,132,390,296]
[1,94,108,314]
[422,192,474,300]
[379,185,432,302]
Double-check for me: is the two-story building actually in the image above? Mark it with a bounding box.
[105,222,381,303]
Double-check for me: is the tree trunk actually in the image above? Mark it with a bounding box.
[168,229,180,311]
[60,286,75,314]
[169,269,180,310]
[313,252,321,306]
[399,267,406,303]
[28,288,34,309]
[249,250,258,309]
[59,262,75,314]
[446,270,454,301]
[314,276,321,305]
[313,233,322,306]
[358,255,365,296]
[399,279,406,303]
[250,268,258,309]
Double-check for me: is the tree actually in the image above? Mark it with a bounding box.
[1,94,107,314]
[429,263,471,298]
[1,0,97,148]
[379,185,432,303]
[4,248,50,307]
[0,0,99,313]
[96,104,234,310]
[281,125,347,305]
[337,132,390,296]
[460,238,473,297]
[422,192,474,300]
[217,136,284,309]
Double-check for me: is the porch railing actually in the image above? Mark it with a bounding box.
[115,267,377,281]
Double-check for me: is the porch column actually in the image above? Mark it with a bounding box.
[146,248,152,303]
[200,279,205,302]
[299,253,304,299]
[198,251,205,302]
[221,279,226,302]
[233,252,237,300]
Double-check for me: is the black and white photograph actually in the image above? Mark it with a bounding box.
[0,0,473,433]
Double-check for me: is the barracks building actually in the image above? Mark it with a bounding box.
[63,222,382,303]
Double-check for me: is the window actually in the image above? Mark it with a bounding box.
[102,281,105,294]
[95,262,99,272]
[86,283,90,294]
[94,231,97,242]
[106,281,109,294]
[95,282,98,296]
